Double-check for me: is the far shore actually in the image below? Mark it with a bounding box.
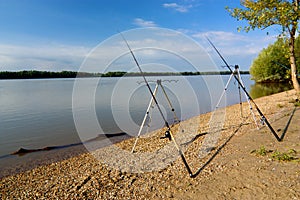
[0,70,250,79]
[1,89,299,199]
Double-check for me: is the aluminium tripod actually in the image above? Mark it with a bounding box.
[215,65,259,129]
[131,79,180,153]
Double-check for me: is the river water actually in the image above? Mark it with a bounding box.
[0,75,291,177]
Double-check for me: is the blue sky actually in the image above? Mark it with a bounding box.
[0,0,278,71]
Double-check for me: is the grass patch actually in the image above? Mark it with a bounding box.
[277,103,284,108]
[251,145,272,156]
[251,147,299,162]
[271,149,299,162]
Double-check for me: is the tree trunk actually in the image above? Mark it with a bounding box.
[289,42,300,93]
[289,1,300,94]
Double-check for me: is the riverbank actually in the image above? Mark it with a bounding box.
[0,70,250,79]
[1,90,299,199]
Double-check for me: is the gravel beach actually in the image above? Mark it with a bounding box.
[1,90,299,199]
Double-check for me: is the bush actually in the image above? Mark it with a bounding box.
[250,37,300,83]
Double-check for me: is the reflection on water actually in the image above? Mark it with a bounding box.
[250,82,293,99]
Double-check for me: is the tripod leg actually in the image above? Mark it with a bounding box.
[235,70,243,118]
[238,84,243,117]
[145,99,154,134]
[159,81,180,123]
[131,84,159,153]
[166,128,193,176]
[246,95,259,129]
[239,77,260,129]
[215,73,234,109]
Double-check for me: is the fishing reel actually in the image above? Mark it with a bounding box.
[260,116,266,125]
[160,130,172,141]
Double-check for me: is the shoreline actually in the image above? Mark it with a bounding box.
[0,133,131,179]
[1,89,299,199]
[0,70,250,80]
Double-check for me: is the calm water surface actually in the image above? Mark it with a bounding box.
[0,75,290,177]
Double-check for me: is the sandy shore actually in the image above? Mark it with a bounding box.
[1,90,299,199]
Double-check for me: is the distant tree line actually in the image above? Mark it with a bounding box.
[0,70,250,79]
[179,71,249,76]
[104,71,250,77]
[0,70,100,79]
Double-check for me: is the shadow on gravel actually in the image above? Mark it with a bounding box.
[191,123,244,178]
[279,107,298,141]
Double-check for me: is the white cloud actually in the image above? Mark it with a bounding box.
[192,31,276,55]
[190,30,277,69]
[77,28,219,73]
[0,44,90,71]
[163,3,192,13]
[133,18,157,28]
[0,29,278,72]
[77,28,277,73]
[193,31,247,43]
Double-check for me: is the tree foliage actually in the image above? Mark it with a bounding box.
[227,0,299,32]
[250,37,289,82]
[227,0,300,92]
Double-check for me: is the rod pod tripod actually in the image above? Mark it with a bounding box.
[215,65,259,129]
[207,37,282,142]
[131,79,180,153]
[118,33,282,178]
[120,33,194,176]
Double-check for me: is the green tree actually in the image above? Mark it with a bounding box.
[250,37,290,82]
[227,0,300,93]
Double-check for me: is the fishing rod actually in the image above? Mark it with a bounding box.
[119,33,193,176]
[206,37,281,142]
